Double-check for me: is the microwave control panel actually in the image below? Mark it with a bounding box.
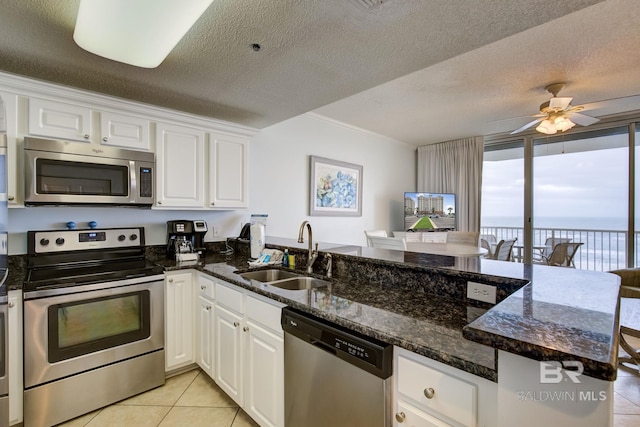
[139,167,153,198]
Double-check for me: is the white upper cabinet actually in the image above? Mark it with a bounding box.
[208,132,248,209]
[99,111,151,150]
[28,98,92,142]
[156,125,249,210]
[28,98,152,151]
[0,91,20,206]
[155,122,206,208]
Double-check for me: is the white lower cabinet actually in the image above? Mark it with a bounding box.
[8,290,23,426]
[214,279,285,427]
[394,347,497,427]
[164,270,195,371]
[195,274,215,378]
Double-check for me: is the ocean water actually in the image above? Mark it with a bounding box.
[482,216,629,231]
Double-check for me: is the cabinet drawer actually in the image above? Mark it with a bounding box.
[397,355,476,426]
[246,294,283,335]
[396,401,452,427]
[215,281,243,313]
[198,274,215,300]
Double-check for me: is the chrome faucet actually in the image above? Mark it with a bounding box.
[324,253,332,278]
[298,221,318,274]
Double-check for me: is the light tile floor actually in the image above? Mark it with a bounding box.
[615,361,640,427]
[57,369,259,427]
[55,361,640,426]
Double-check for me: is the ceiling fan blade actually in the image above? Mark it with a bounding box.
[568,112,600,126]
[510,118,543,135]
[549,97,573,110]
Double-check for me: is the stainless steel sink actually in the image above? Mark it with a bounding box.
[238,268,330,290]
[267,276,331,290]
[239,269,301,282]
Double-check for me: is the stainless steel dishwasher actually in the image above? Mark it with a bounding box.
[281,307,393,427]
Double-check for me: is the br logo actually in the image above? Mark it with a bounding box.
[539,361,583,384]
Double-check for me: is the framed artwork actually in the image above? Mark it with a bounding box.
[309,155,362,216]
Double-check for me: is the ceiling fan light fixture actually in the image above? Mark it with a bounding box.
[554,116,575,132]
[73,0,213,68]
[536,119,557,135]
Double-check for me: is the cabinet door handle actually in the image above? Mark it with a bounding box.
[243,326,249,332]
[201,285,206,290]
[8,196,14,201]
[84,134,90,139]
[233,321,240,327]
[206,305,211,310]
[424,387,435,399]
[395,412,406,423]
[168,278,173,283]
[102,137,108,142]
[8,302,15,308]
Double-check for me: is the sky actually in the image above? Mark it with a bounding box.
[481,131,634,227]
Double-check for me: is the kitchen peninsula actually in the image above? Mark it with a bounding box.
[162,235,620,427]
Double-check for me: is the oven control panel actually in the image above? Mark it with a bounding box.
[29,228,145,254]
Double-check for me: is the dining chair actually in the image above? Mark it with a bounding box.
[364,230,388,247]
[446,231,480,246]
[480,234,497,258]
[608,268,640,372]
[368,236,407,250]
[533,237,572,262]
[538,242,583,267]
[492,238,517,261]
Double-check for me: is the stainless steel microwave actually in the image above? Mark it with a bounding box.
[24,137,154,206]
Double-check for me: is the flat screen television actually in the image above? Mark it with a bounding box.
[404,192,456,232]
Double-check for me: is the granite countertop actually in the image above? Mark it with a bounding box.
[162,254,499,381]
[10,236,621,383]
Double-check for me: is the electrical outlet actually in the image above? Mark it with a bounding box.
[213,226,220,237]
[466,281,497,304]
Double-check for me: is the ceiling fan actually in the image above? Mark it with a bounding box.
[511,82,600,135]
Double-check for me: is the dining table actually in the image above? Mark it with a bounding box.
[512,244,551,262]
[405,242,488,257]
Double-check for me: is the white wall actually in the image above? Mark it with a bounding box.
[7,113,415,253]
[248,113,415,246]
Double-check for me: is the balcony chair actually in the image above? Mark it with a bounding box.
[536,242,583,267]
[480,234,497,258]
[446,231,480,246]
[608,268,640,373]
[492,238,517,261]
[533,237,572,263]
[368,236,407,251]
[364,230,388,247]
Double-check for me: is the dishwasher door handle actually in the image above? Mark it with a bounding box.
[310,338,337,356]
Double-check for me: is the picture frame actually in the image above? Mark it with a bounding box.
[309,155,363,217]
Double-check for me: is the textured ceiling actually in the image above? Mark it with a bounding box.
[2,0,638,146]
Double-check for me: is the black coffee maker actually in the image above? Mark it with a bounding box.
[166,220,208,259]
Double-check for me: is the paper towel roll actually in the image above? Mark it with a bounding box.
[250,223,265,259]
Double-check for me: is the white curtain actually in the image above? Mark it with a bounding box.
[417,136,484,232]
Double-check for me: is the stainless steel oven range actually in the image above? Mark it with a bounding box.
[23,227,165,427]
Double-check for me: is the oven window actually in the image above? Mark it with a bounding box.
[36,158,128,196]
[48,291,150,363]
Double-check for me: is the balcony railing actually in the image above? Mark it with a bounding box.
[480,226,634,271]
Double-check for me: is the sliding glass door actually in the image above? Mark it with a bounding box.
[533,127,629,270]
[482,119,637,271]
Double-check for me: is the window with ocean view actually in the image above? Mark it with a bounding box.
[482,121,638,271]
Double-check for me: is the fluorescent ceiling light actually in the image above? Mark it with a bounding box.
[74,0,213,68]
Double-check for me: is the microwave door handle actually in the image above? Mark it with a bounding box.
[129,160,137,204]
